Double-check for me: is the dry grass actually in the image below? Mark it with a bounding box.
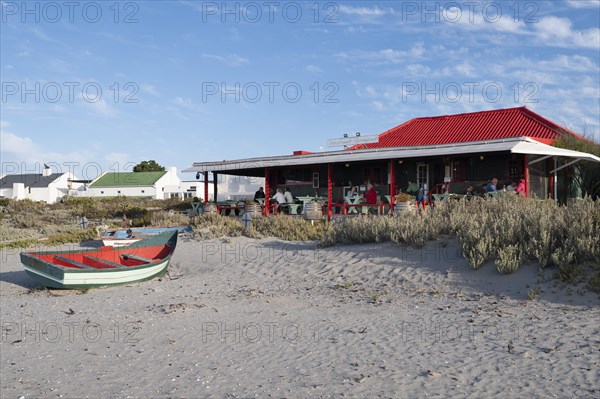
[2,197,598,286]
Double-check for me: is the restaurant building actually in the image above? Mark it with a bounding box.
[183,107,600,219]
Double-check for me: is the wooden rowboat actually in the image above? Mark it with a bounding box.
[20,231,178,289]
[101,226,191,247]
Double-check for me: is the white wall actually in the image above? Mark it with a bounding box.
[155,167,183,199]
[86,185,156,198]
[0,172,81,204]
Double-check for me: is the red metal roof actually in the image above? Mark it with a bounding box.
[351,107,584,150]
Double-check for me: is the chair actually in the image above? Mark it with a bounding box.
[432,193,449,204]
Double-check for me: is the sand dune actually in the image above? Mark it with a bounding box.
[1,237,598,398]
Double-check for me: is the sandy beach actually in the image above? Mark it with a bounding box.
[1,235,599,398]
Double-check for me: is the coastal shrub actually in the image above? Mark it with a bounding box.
[251,215,331,241]
[11,213,45,229]
[0,225,39,242]
[496,244,524,274]
[191,213,245,239]
[151,210,190,227]
[44,229,98,246]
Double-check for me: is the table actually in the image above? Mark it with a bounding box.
[288,203,302,215]
[345,196,364,214]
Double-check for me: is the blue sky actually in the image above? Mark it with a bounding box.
[1,0,599,180]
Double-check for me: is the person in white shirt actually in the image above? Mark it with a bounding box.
[284,187,294,204]
[272,189,286,204]
[272,188,287,213]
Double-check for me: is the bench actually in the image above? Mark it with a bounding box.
[120,254,154,264]
[54,255,93,270]
[83,255,126,269]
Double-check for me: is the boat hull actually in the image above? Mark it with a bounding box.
[101,226,191,247]
[20,231,177,289]
[22,258,171,289]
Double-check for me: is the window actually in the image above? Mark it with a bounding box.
[100,191,104,194]
[117,191,121,194]
[141,190,145,194]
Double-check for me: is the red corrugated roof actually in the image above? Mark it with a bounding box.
[351,107,584,150]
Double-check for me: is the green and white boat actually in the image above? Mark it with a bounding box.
[20,231,178,289]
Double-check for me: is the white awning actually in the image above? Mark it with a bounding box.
[182,137,600,174]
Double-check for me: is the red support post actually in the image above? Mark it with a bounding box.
[264,168,270,217]
[390,159,396,215]
[203,172,209,204]
[327,163,332,222]
[524,155,529,198]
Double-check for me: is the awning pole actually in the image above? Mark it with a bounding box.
[327,163,332,222]
[390,159,396,214]
[213,173,218,204]
[554,157,558,202]
[524,154,529,198]
[204,172,209,204]
[264,168,270,217]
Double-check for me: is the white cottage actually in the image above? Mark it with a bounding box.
[86,167,182,199]
[0,165,80,204]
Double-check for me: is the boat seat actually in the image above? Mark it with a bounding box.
[120,254,154,264]
[83,255,126,269]
[54,255,93,270]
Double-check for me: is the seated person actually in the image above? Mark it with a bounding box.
[284,187,294,204]
[347,186,358,197]
[485,178,498,193]
[406,181,419,195]
[465,185,475,199]
[272,189,285,203]
[516,178,526,196]
[363,183,377,204]
[254,187,265,201]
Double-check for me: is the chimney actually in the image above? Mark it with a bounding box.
[42,164,52,177]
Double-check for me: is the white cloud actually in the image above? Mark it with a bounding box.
[201,53,249,66]
[104,152,131,165]
[0,121,89,169]
[305,64,322,73]
[535,16,600,49]
[370,101,384,110]
[336,43,425,65]
[565,0,600,9]
[338,5,393,17]
[84,99,116,117]
[172,97,196,109]
[141,84,159,96]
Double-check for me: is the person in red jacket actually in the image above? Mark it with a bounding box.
[516,178,526,197]
[363,183,377,204]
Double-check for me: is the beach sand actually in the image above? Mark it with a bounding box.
[1,236,599,398]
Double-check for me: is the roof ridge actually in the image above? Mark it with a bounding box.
[411,106,526,121]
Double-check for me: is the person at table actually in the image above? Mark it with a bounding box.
[284,187,294,204]
[363,183,377,204]
[465,185,475,200]
[406,181,419,195]
[254,187,265,202]
[347,186,358,197]
[516,178,526,197]
[272,188,287,212]
[485,178,498,193]
[505,181,517,192]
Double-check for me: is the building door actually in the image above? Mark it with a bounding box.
[452,159,466,181]
[416,163,429,193]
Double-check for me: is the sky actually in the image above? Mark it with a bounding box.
[1,0,599,180]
